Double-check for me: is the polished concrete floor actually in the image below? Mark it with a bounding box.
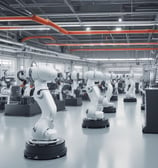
[0,94,158,168]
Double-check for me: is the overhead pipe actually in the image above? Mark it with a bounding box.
[2,26,158,35]
[0,37,81,61]
[55,21,157,27]
[31,15,69,34]
[0,16,32,21]
[0,15,158,35]
[0,37,24,46]
[21,36,56,42]
[0,26,23,30]
[70,48,158,52]
[45,42,158,47]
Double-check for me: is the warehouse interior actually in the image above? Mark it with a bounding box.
[0,0,158,168]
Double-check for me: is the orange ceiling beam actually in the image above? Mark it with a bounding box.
[31,15,69,34]
[0,15,158,35]
[21,36,56,42]
[69,48,158,52]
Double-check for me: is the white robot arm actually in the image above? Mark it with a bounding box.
[111,73,118,95]
[105,73,113,101]
[82,70,110,128]
[24,66,67,160]
[29,66,57,141]
[58,77,64,101]
[85,71,104,119]
[102,73,114,108]
[70,71,79,97]
[124,74,130,93]
[125,74,136,98]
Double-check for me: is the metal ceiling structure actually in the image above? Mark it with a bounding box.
[0,0,158,58]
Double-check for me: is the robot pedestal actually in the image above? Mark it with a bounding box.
[82,118,110,128]
[5,97,41,116]
[0,96,8,110]
[123,97,137,102]
[65,97,82,106]
[56,100,65,111]
[110,95,118,101]
[103,106,116,113]
[24,138,67,160]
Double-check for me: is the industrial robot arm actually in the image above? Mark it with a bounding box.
[85,71,104,119]
[70,71,79,98]
[17,70,33,97]
[124,75,130,93]
[82,70,110,128]
[102,73,115,108]
[1,71,15,95]
[29,66,57,141]
[125,74,136,98]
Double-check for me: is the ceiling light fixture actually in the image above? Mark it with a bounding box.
[0,27,51,31]
[86,27,91,31]
[115,27,122,31]
[118,18,122,22]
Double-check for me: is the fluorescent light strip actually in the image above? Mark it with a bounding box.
[57,21,156,27]
[0,28,51,31]
[86,58,154,61]
[0,25,51,31]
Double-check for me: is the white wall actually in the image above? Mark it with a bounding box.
[71,50,153,75]
[71,50,151,59]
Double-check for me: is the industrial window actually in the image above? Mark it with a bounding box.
[0,59,15,77]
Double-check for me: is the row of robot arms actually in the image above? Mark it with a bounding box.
[23,65,137,160]
[0,64,137,160]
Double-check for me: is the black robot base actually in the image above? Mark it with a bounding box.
[65,97,82,106]
[124,97,137,102]
[24,138,67,160]
[82,118,110,128]
[0,96,8,110]
[103,106,116,113]
[142,126,158,134]
[5,102,41,116]
[110,95,118,101]
[56,100,65,111]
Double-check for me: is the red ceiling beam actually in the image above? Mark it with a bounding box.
[0,16,32,21]
[0,26,24,30]
[21,36,56,42]
[70,48,158,52]
[45,42,158,47]
[31,15,69,34]
[0,15,158,35]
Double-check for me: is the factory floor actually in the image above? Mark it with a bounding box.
[0,94,158,168]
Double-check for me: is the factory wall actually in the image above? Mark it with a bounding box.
[70,50,151,59]
[71,50,153,75]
